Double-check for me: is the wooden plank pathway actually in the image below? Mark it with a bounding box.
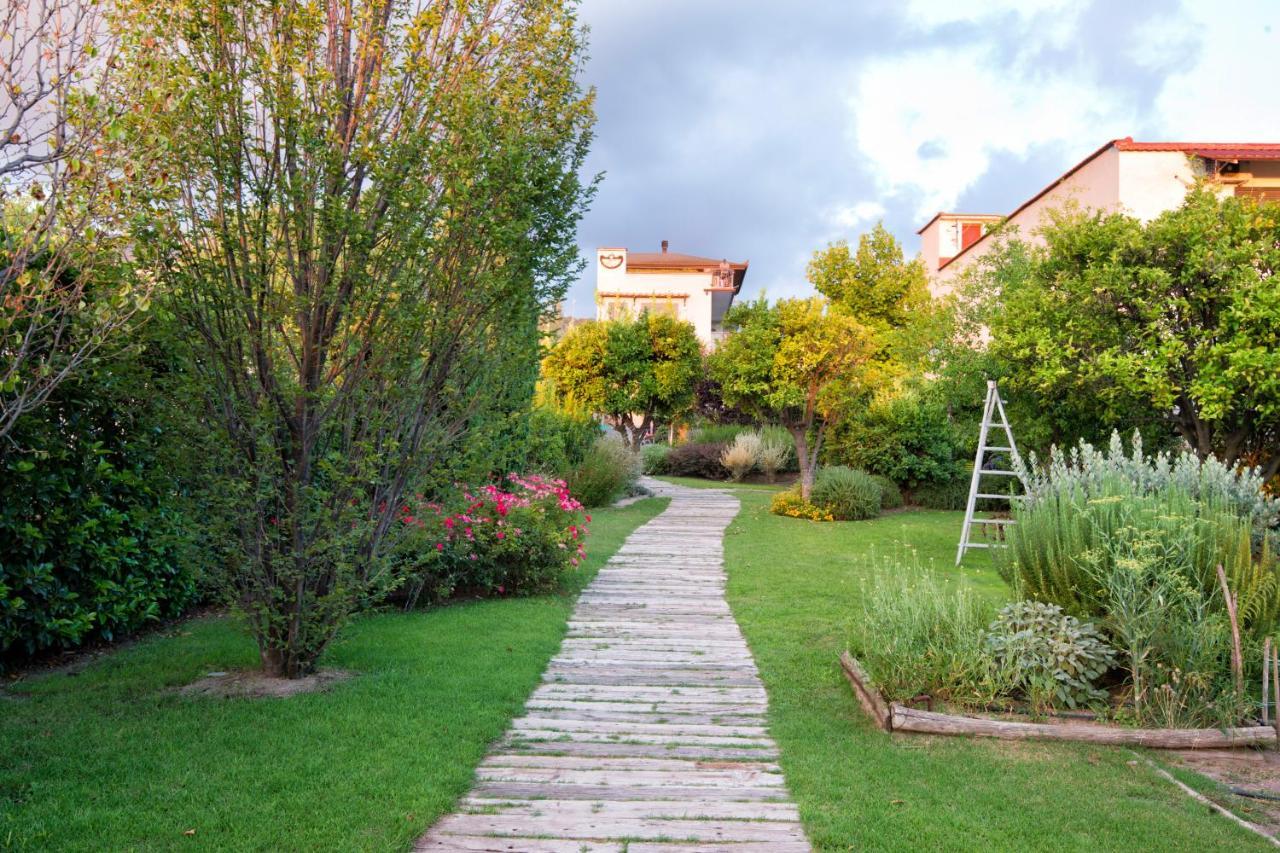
[417,479,810,852]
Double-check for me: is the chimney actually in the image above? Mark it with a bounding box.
[661,239,669,254]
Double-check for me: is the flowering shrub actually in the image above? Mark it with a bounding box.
[393,474,589,607]
[770,488,834,522]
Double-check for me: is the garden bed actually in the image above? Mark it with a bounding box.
[840,651,1278,750]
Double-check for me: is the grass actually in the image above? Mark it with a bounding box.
[717,486,1268,852]
[0,497,668,852]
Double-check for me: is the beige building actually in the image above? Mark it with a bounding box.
[595,241,748,346]
[919,138,1280,297]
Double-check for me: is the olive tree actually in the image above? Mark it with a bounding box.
[121,0,595,677]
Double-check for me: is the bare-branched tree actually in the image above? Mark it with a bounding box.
[0,0,153,450]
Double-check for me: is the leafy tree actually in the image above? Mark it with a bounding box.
[542,313,702,448]
[971,190,1280,480]
[120,0,595,678]
[807,223,930,330]
[709,297,872,500]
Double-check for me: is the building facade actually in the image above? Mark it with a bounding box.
[595,241,748,346]
[919,138,1280,297]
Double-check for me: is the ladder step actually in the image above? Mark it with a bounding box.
[980,470,1020,476]
[962,542,1008,549]
[976,493,1025,500]
[984,446,1014,452]
[968,517,1015,525]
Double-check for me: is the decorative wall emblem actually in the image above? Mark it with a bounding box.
[599,252,624,270]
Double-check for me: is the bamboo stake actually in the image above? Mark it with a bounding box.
[1217,564,1244,697]
[1265,637,1272,726]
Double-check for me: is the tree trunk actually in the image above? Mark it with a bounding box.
[791,426,815,501]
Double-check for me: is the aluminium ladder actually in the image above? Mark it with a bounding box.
[955,380,1027,565]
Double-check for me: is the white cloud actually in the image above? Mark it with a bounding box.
[851,46,1133,219]
[1145,1,1280,139]
[827,200,886,230]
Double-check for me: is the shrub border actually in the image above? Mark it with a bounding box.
[839,651,1277,750]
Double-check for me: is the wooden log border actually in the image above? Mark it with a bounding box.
[840,651,1277,750]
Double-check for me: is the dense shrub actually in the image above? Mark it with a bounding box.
[523,408,599,477]
[664,442,728,479]
[1,334,201,664]
[769,488,833,522]
[985,601,1116,710]
[567,434,641,507]
[720,432,762,481]
[811,466,882,521]
[910,467,970,510]
[641,443,672,475]
[393,475,588,606]
[826,390,963,488]
[850,558,999,705]
[872,475,904,509]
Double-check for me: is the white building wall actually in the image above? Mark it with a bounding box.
[930,145,1123,296]
[594,249,717,345]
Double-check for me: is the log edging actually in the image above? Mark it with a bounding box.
[841,651,1277,750]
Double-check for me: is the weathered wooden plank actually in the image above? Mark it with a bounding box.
[415,837,621,852]
[470,782,792,803]
[459,798,801,822]
[478,754,782,773]
[495,741,780,761]
[474,767,786,788]
[891,704,1279,748]
[431,814,808,843]
[512,717,770,738]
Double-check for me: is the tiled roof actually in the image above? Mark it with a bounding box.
[1114,139,1280,157]
[626,251,748,270]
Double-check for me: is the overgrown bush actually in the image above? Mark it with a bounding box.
[720,432,762,481]
[567,434,641,508]
[770,488,833,522]
[1,328,201,665]
[872,475,904,509]
[393,475,589,606]
[850,558,999,705]
[985,601,1116,710]
[910,466,970,510]
[664,442,728,479]
[826,389,964,488]
[811,466,882,521]
[641,443,672,475]
[523,408,599,477]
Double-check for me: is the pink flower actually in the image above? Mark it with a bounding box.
[436,542,444,551]
[496,531,505,540]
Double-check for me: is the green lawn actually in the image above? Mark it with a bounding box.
[716,486,1267,852]
[0,498,668,852]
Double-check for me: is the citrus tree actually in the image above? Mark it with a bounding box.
[542,313,702,448]
[709,296,872,500]
[978,189,1280,482]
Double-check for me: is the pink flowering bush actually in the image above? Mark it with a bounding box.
[393,473,590,607]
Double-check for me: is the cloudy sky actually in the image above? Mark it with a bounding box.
[561,0,1279,314]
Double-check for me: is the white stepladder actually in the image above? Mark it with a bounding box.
[955,380,1027,565]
